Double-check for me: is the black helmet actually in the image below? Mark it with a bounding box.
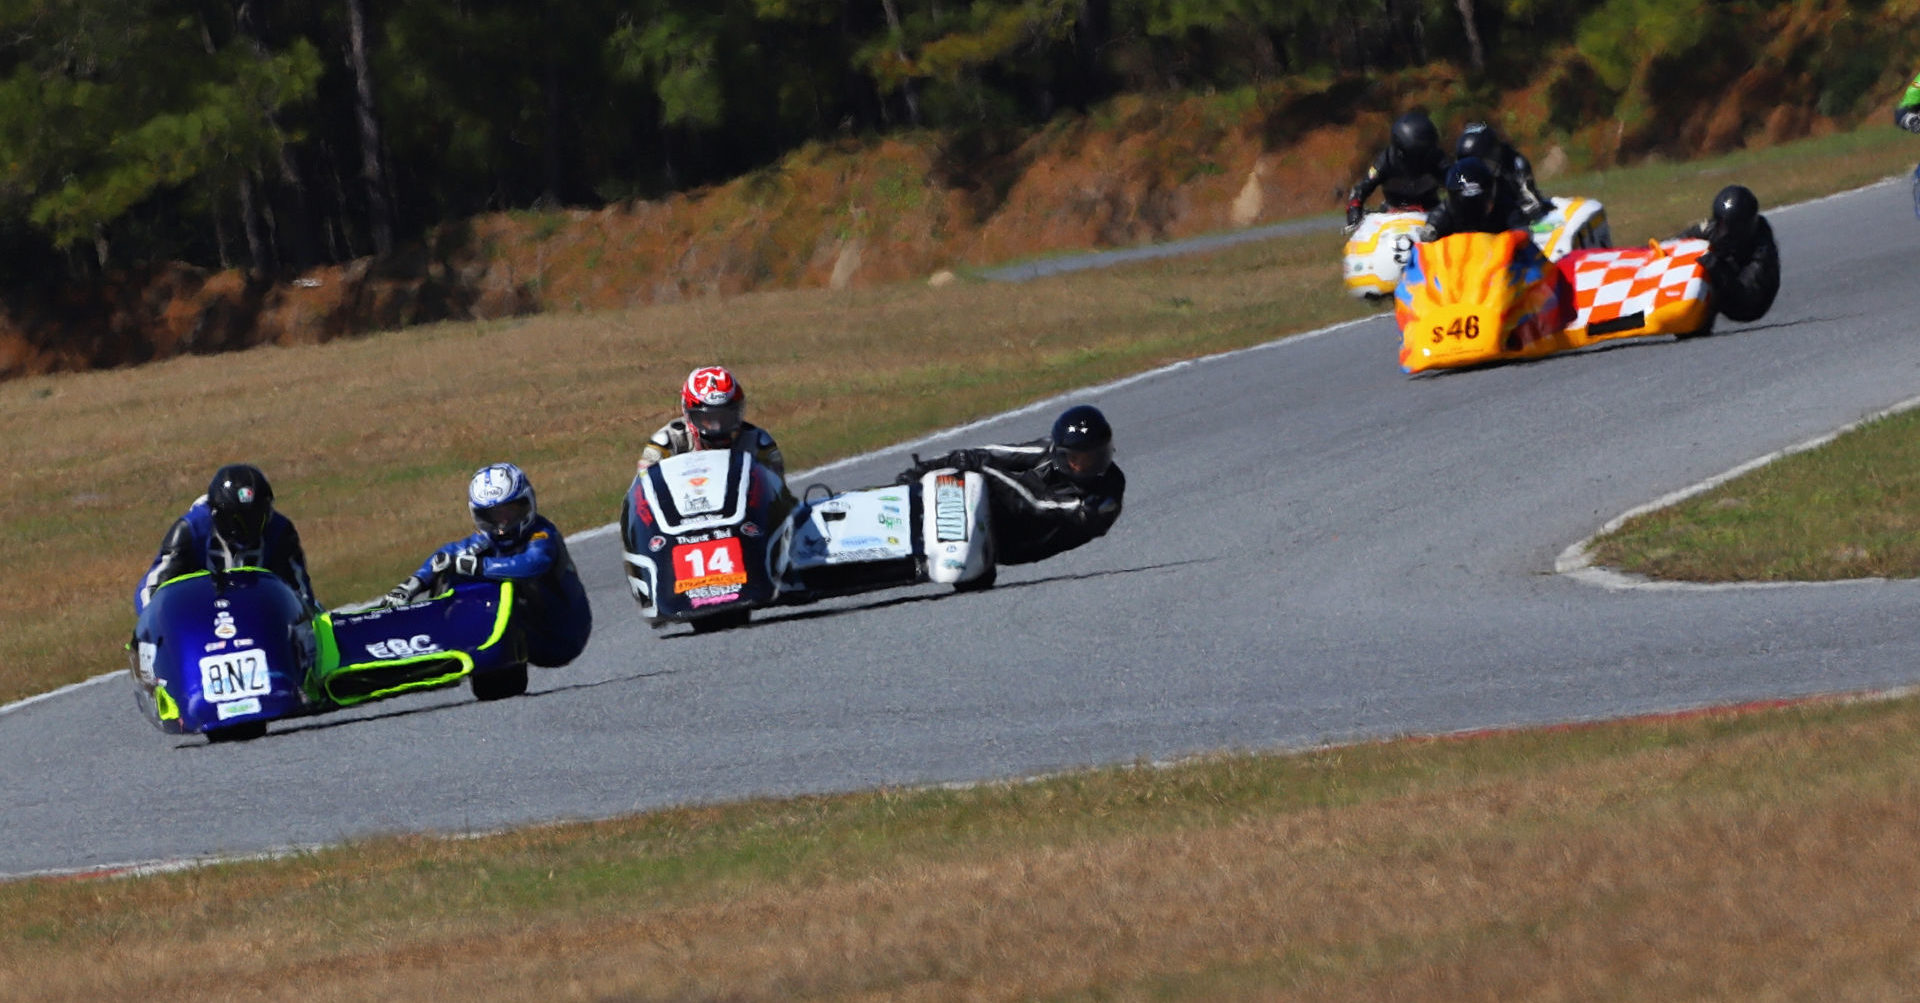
[1390,111,1440,163]
[206,463,274,550]
[1049,404,1114,485]
[1446,157,1497,217]
[1707,184,1760,246]
[1454,124,1502,170]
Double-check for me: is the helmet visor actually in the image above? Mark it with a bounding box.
[687,401,744,447]
[213,508,268,549]
[1055,441,1113,481]
[474,498,532,540]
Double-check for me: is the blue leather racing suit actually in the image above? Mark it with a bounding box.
[412,514,592,667]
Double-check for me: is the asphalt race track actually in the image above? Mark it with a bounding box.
[7,180,1920,878]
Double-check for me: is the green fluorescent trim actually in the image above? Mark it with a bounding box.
[306,613,341,704]
[154,682,180,722]
[479,581,515,651]
[324,652,473,707]
[156,565,274,591]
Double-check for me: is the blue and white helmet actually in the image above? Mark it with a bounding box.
[468,462,537,545]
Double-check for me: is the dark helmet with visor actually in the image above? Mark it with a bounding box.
[1454,124,1503,173]
[1446,157,1497,219]
[1390,111,1441,167]
[206,464,275,550]
[1707,184,1760,248]
[1049,405,1114,485]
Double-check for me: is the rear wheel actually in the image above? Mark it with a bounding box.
[205,720,268,743]
[690,609,752,633]
[470,663,529,701]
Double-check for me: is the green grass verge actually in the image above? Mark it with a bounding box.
[1590,405,1920,581]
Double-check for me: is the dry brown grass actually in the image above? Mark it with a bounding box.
[0,227,1369,703]
[7,695,1920,1000]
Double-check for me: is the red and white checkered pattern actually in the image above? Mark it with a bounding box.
[1566,239,1708,330]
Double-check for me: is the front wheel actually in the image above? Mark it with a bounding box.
[953,566,997,592]
[470,663,529,701]
[690,608,751,633]
[205,720,268,743]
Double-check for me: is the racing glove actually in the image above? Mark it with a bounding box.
[1345,199,1364,229]
[384,576,422,607]
[1901,109,1920,134]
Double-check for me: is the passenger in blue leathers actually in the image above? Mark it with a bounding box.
[136,464,318,614]
[383,463,592,668]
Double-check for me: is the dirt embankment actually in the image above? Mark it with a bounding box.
[0,11,1905,380]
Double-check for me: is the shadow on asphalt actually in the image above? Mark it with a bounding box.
[1408,310,1836,380]
[172,667,679,747]
[652,556,1226,639]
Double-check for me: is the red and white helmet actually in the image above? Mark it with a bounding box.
[680,365,746,449]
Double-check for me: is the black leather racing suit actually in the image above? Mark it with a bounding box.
[900,440,1125,566]
[1679,215,1780,324]
[1347,146,1452,213]
[1423,183,1523,240]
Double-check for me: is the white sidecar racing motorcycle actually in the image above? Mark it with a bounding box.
[1343,195,1611,300]
[620,449,994,632]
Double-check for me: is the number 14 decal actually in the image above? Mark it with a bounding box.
[674,537,744,583]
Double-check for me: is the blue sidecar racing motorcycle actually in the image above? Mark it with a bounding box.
[619,448,994,632]
[129,567,527,742]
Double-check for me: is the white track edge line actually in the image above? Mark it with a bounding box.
[1556,390,1920,590]
[0,315,1379,719]
[12,173,1905,713]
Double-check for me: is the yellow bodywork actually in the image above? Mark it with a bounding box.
[1395,231,1571,373]
[1395,233,1713,374]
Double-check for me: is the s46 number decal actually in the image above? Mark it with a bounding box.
[1430,316,1482,343]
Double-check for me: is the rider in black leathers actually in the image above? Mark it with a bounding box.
[1421,158,1520,240]
[897,405,1124,566]
[1454,123,1550,221]
[1345,111,1452,227]
[1678,184,1780,324]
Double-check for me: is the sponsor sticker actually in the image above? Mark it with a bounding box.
[204,640,228,653]
[687,583,743,608]
[137,642,158,685]
[364,635,441,659]
[213,610,238,639]
[649,535,667,552]
[740,522,760,537]
[215,697,262,721]
[935,475,967,542]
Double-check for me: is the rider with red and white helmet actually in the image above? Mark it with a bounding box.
[636,365,787,475]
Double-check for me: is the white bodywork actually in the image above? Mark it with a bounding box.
[1343,209,1428,299]
[640,450,751,535]
[1528,195,1611,261]
[1344,196,1611,300]
[916,469,993,586]
[777,469,992,588]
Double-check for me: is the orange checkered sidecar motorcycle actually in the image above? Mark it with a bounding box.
[1394,230,1715,374]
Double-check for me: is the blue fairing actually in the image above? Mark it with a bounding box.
[131,569,314,735]
[1395,248,1426,310]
